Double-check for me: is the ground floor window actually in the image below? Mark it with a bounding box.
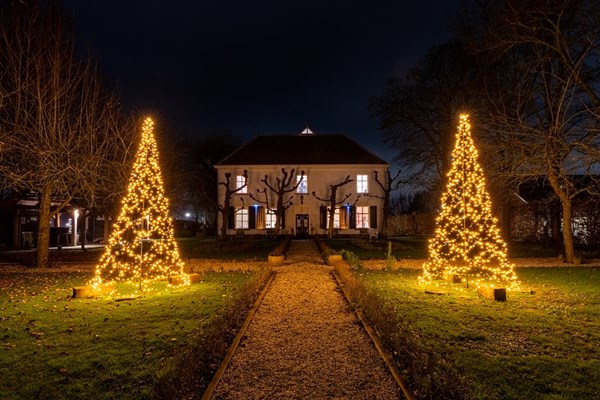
[326,208,341,229]
[265,209,276,228]
[235,209,248,229]
[356,206,369,228]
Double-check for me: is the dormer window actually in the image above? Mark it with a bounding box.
[357,174,368,193]
[236,175,247,193]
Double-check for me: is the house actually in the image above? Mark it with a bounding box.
[0,189,104,249]
[215,127,388,238]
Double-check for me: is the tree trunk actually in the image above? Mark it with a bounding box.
[547,172,574,263]
[220,210,228,240]
[561,199,575,263]
[79,209,87,251]
[36,187,52,268]
[103,212,111,244]
[500,198,512,242]
[327,207,335,240]
[380,197,390,240]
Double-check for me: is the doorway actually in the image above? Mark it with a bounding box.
[295,214,309,238]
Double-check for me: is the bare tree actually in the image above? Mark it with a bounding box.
[370,41,483,194]
[0,2,134,266]
[360,170,405,238]
[312,175,353,239]
[216,170,247,239]
[249,168,304,237]
[459,0,600,262]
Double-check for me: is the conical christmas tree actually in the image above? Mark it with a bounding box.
[92,117,187,290]
[421,114,518,288]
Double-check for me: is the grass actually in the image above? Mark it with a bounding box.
[0,268,266,399]
[324,237,600,260]
[0,238,281,266]
[324,237,428,260]
[345,266,600,399]
[177,237,279,260]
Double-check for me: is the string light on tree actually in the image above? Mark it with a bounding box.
[91,117,188,291]
[420,114,518,289]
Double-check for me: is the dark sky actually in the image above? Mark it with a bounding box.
[63,0,460,164]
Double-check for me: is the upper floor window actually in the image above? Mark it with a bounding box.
[357,174,368,193]
[236,175,247,193]
[297,175,308,193]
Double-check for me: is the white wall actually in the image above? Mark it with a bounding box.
[215,164,388,237]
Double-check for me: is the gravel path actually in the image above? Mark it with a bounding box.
[212,240,403,399]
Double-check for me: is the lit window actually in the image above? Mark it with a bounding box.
[297,175,307,193]
[236,175,247,193]
[265,209,277,228]
[356,206,369,228]
[357,174,368,193]
[235,209,248,229]
[327,208,341,229]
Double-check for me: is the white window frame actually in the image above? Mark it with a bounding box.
[357,174,368,193]
[356,206,370,228]
[235,209,248,229]
[236,175,247,194]
[265,209,277,228]
[297,175,308,194]
[327,208,341,229]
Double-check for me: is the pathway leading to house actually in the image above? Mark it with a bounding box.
[211,240,403,399]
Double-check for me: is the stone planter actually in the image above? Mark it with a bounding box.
[268,255,284,266]
[327,254,343,265]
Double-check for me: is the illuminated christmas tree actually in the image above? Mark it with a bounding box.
[92,117,187,290]
[421,114,518,289]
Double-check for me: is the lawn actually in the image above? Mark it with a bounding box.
[176,237,278,260]
[0,268,265,399]
[323,237,600,261]
[0,238,280,267]
[350,267,600,399]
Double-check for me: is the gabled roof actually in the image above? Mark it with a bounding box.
[217,134,387,166]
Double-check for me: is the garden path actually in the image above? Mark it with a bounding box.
[211,239,403,399]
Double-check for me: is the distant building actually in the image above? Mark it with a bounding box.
[215,127,388,238]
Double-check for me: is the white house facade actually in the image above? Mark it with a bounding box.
[215,128,388,238]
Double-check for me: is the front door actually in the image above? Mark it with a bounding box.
[295,214,309,238]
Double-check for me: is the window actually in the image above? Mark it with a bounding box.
[339,206,350,229]
[327,208,341,229]
[297,175,307,193]
[356,206,370,228]
[235,209,248,229]
[357,174,368,193]
[236,175,247,193]
[265,209,277,228]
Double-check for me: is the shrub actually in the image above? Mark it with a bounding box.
[341,249,363,271]
[155,266,272,398]
[269,237,291,257]
[333,264,473,400]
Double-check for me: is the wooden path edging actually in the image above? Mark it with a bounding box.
[331,271,415,400]
[201,271,276,400]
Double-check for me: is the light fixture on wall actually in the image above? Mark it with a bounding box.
[300,195,304,205]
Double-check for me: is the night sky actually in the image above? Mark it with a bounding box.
[63,0,460,164]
